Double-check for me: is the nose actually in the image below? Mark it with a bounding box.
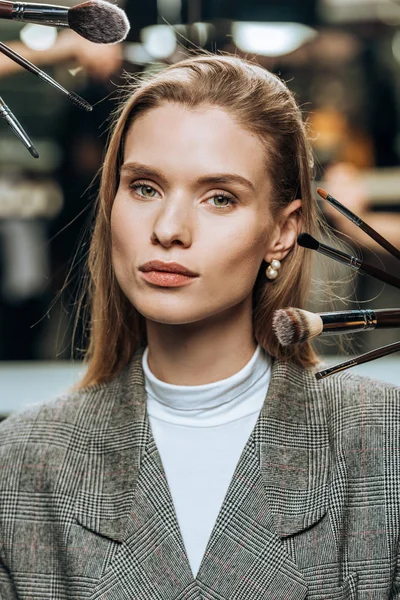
[151,195,193,248]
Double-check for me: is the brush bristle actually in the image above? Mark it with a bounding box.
[316,187,328,199]
[273,307,324,346]
[297,232,320,251]
[68,0,130,44]
[272,308,310,346]
[68,91,92,111]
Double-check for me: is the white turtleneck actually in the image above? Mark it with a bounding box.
[142,344,271,578]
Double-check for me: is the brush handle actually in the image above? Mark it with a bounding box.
[374,308,400,326]
[0,1,13,18]
[359,262,400,290]
[8,2,69,26]
[0,41,40,76]
[316,241,400,289]
[324,191,400,261]
[320,308,400,334]
[0,42,91,111]
[360,221,400,261]
[0,95,38,157]
[316,340,400,379]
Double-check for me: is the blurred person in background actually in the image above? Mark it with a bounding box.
[0,53,399,599]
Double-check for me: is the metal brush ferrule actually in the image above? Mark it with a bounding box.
[12,2,69,26]
[316,359,358,380]
[317,241,362,270]
[0,98,32,148]
[325,195,362,227]
[39,71,68,95]
[320,310,377,335]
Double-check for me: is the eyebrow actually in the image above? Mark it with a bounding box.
[120,161,255,193]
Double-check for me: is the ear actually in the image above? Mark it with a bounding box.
[264,199,302,263]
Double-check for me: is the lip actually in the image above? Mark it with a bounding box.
[139,260,198,277]
[140,271,196,287]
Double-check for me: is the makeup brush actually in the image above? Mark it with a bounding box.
[315,340,400,380]
[0,96,38,157]
[297,232,400,290]
[273,307,400,347]
[0,0,130,44]
[0,42,92,111]
[317,187,400,261]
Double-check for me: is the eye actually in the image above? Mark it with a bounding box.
[207,193,237,210]
[130,182,160,198]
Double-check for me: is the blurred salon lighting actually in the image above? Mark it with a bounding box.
[232,22,317,57]
[157,0,182,24]
[141,25,177,59]
[190,22,214,46]
[392,29,400,62]
[378,0,400,25]
[0,178,63,219]
[124,43,153,65]
[321,0,400,23]
[20,24,57,50]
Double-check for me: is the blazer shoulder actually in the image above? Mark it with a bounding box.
[319,367,400,401]
[278,359,400,422]
[0,378,122,490]
[314,367,400,434]
[0,353,143,441]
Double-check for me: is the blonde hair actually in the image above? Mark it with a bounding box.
[76,53,323,389]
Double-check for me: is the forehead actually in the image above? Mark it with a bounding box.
[122,103,269,187]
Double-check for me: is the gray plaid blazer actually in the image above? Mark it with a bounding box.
[0,347,400,599]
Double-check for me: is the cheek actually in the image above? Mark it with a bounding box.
[217,218,270,265]
[110,197,140,264]
[204,220,270,288]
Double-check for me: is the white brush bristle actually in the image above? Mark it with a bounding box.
[272,308,323,346]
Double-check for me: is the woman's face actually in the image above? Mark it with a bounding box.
[111,102,288,326]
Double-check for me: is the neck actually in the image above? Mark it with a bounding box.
[145,299,257,385]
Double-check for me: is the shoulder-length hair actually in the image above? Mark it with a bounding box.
[75,53,323,389]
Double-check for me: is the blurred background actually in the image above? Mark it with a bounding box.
[0,0,400,415]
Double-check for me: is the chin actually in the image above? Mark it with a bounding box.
[134,301,215,326]
[143,312,207,326]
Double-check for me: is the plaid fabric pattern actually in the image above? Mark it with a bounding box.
[0,347,399,599]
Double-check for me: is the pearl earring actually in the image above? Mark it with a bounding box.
[266,259,281,280]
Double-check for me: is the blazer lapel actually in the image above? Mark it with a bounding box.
[75,348,200,600]
[195,358,330,599]
[195,430,308,600]
[256,359,330,538]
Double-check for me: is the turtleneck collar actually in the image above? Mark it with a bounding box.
[142,344,272,427]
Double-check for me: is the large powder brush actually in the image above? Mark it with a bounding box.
[273,307,400,347]
[0,0,130,44]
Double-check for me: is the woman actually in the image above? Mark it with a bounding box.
[0,54,399,600]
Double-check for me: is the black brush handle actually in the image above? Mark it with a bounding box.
[360,262,400,290]
[361,221,400,261]
[375,308,400,326]
[323,191,400,261]
[0,41,40,75]
[316,340,400,379]
[320,309,400,333]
